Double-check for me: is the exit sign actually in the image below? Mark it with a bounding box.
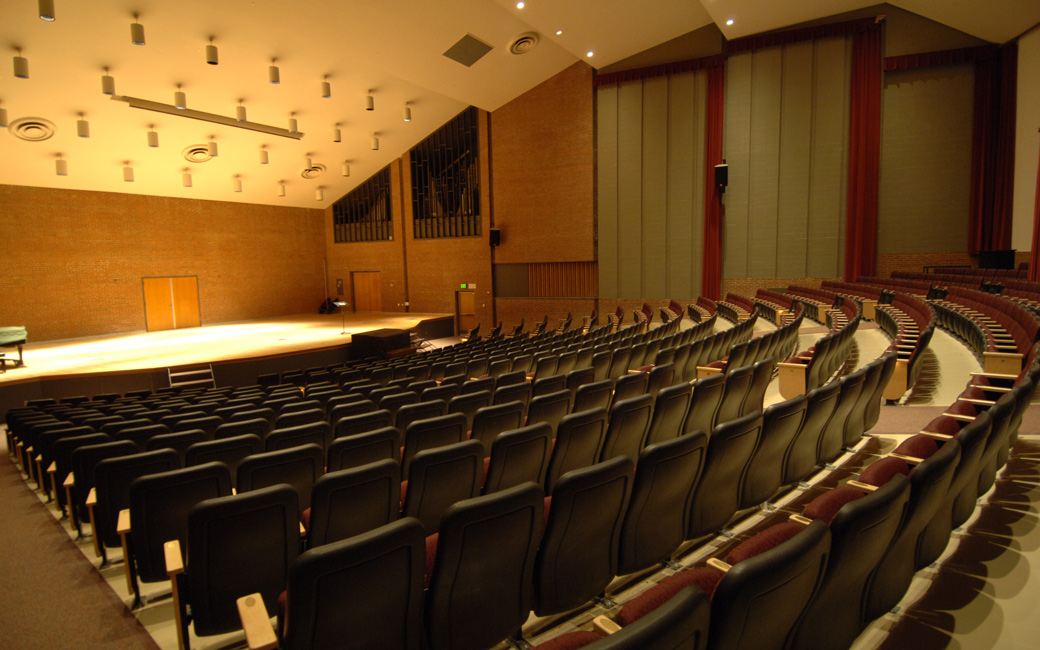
[460,283,477,289]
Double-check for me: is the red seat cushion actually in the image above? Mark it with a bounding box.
[893,434,939,459]
[803,486,867,525]
[727,522,806,565]
[424,533,439,588]
[615,566,724,627]
[531,631,604,650]
[860,457,911,487]
[300,507,311,531]
[922,416,963,436]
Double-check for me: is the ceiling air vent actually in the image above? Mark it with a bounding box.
[302,163,326,180]
[444,33,494,67]
[182,144,213,163]
[9,117,56,141]
[508,32,539,55]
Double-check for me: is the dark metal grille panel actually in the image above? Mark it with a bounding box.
[332,166,393,243]
[411,107,481,239]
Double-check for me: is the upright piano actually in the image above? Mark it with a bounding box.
[0,326,26,371]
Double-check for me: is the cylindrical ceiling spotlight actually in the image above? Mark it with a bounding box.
[130,13,145,45]
[277,182,286,197]
[182,168,193,187]
[13,48,29,79]
[236,101,247,122]
[321,76,331,99]
[55,154,67,176]
[39,0,56,21]
[206,38,218,65]
[371,134,379,150]
[123,162,135,182]
[365,92,375,111]
[304,155,313,169]
[403,105,412,122]
[146,126,159,148]
[333,125,342,143]
[288,113,298,134]
[269,58,280,84]
[101,67,116,95]
[207,138,218,157]
[174,85,186,109]
[0,103,8,128]
[233,175,242,192]
[76,113,90,138]
[259,146,269,164]
[315,187,324,201]
[342,162,350,177]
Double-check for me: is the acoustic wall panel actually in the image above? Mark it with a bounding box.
[641,76,670,298]
[597,85,620,299]
[665,72,701,300]
[617,82,645,299]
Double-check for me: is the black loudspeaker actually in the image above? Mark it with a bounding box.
[489,228,501,247]
[714,163,728,193]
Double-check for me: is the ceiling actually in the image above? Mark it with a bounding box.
[1,1,1037,209]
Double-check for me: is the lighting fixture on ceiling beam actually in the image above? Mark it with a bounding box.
[13,48,29,79]
[403,105,411,122]
[233,175,242,192]
[371,133,379,150]
[55,153,67,176]
[114,96,304,139]
[288,112,298,134]
[147,125,159,147]
[277,181,286,197]
[182,168,192,187]
[206,37,218,65]
[130,13,145,45]
[101,67,115,95]
[174,84,186,110]
[236,100,246,122]
[304,154,313,169]
[123,161,134,182]
[365,92,374,111]
[342,162,350,177]
[207,137,218,157]
[269,58,280,84]
[0,102,7,128]
[259,145,269,164]
[76,112,89,138]
[333,124,341,142]
[39,0,55,22]
[315,186,324,201]
[321,76,331,99]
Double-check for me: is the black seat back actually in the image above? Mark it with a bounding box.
[307,459,401,548]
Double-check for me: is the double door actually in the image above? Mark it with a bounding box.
[142,276,201,331]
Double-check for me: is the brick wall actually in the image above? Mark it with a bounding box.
[722,277,843,297]
[875,252,976,277]
[0,184,325,342]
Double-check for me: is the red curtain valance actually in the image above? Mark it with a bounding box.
[726,17,877,54]
[593,54,726,87]
[883,46,993,71]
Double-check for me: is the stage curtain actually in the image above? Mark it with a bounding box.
[844,23,882,281]
[1031,133,1040,282]
[701,63,725,300]
[969,44,1017,254]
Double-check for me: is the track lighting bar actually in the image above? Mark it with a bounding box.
[113,95,304,140]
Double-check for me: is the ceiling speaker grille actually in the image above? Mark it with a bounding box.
[9,117,56,141]
[182,145,213,163]
[509,32,539,55]
[444,33,494,67]
[302,164,326,179]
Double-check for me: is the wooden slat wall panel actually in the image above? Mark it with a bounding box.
[529,262,598,297]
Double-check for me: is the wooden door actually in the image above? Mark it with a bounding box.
[142,276,201,331]
[352,272,383,312]
[456,290,476,334]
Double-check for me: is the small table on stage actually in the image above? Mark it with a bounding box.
[0,326,27,372]
[351,328,411,360]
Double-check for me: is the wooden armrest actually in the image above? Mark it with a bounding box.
[164,540,184,576]
[895,344,916,349]
[63,472,74,489]
[919,431,954,440]
[237,593,279,650]
[300,522,307,537]
[994,344,1019,351]
[788,513,813,526]
[592,615,622,636]
[846,480,878,492]
[942,412,977,422]
[706,557,732,573]
[889,452,924,464]
[86,487,97,508]
[777,362,808,370]
[973,384,1011,392]
[958,397,996,406]
[970,371,1018,379]
[117,509,131,535]
[47,462,56,475]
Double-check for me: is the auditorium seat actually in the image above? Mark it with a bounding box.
[610,372,648,409]
[740,396,807,508]
[214,417,269,441]
[400,413,467,474]
[236,444,324,511]
[687,412,762,540]
[573,379,614,414]
[469,402,526,457]
[305,459,401,548]
[600,394,654,464]
[402,439,483,532]
[68,439,138,537]
[525,390,572,435]
[146,430,211,465]
[184,434,262,484]
[448,391,493,431]
[683,372,727,436]
[333,409,394,440]
[545,408,609,493]
[50,432,110,518]
[816,370,866,465]
[265,421,331,453]
[644,382,693,446]
[482,423,552,494]
[395,400,449,435]
[326,427,400,472]
[494,381,534,414]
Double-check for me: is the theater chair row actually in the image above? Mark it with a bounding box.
[698,310,804,377]
[872,292,936,402]
[820,281,883,320]
[929,286,1040,376]
[715,294,754,324]
[857,275,934,298]
[777,306,861,400]
[752,289,796,326]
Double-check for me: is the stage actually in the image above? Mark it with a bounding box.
[0,311,453,419]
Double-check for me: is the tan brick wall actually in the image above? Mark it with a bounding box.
[0,184,325,342]
[875,252,975,277]
[490,62,595,264]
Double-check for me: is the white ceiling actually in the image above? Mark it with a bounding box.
[1,0,1037,209]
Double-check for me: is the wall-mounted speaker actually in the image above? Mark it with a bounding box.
[490,228,501,247]
[714,162,728,193]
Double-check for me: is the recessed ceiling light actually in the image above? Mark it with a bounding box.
[516,2,524,8]
[586,50,594,57]
[726,19,734,26]
[556,30,563,35]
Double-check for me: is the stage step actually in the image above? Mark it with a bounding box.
[168,364,216,390]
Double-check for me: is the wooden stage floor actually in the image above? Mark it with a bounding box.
[0,312,451,384]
